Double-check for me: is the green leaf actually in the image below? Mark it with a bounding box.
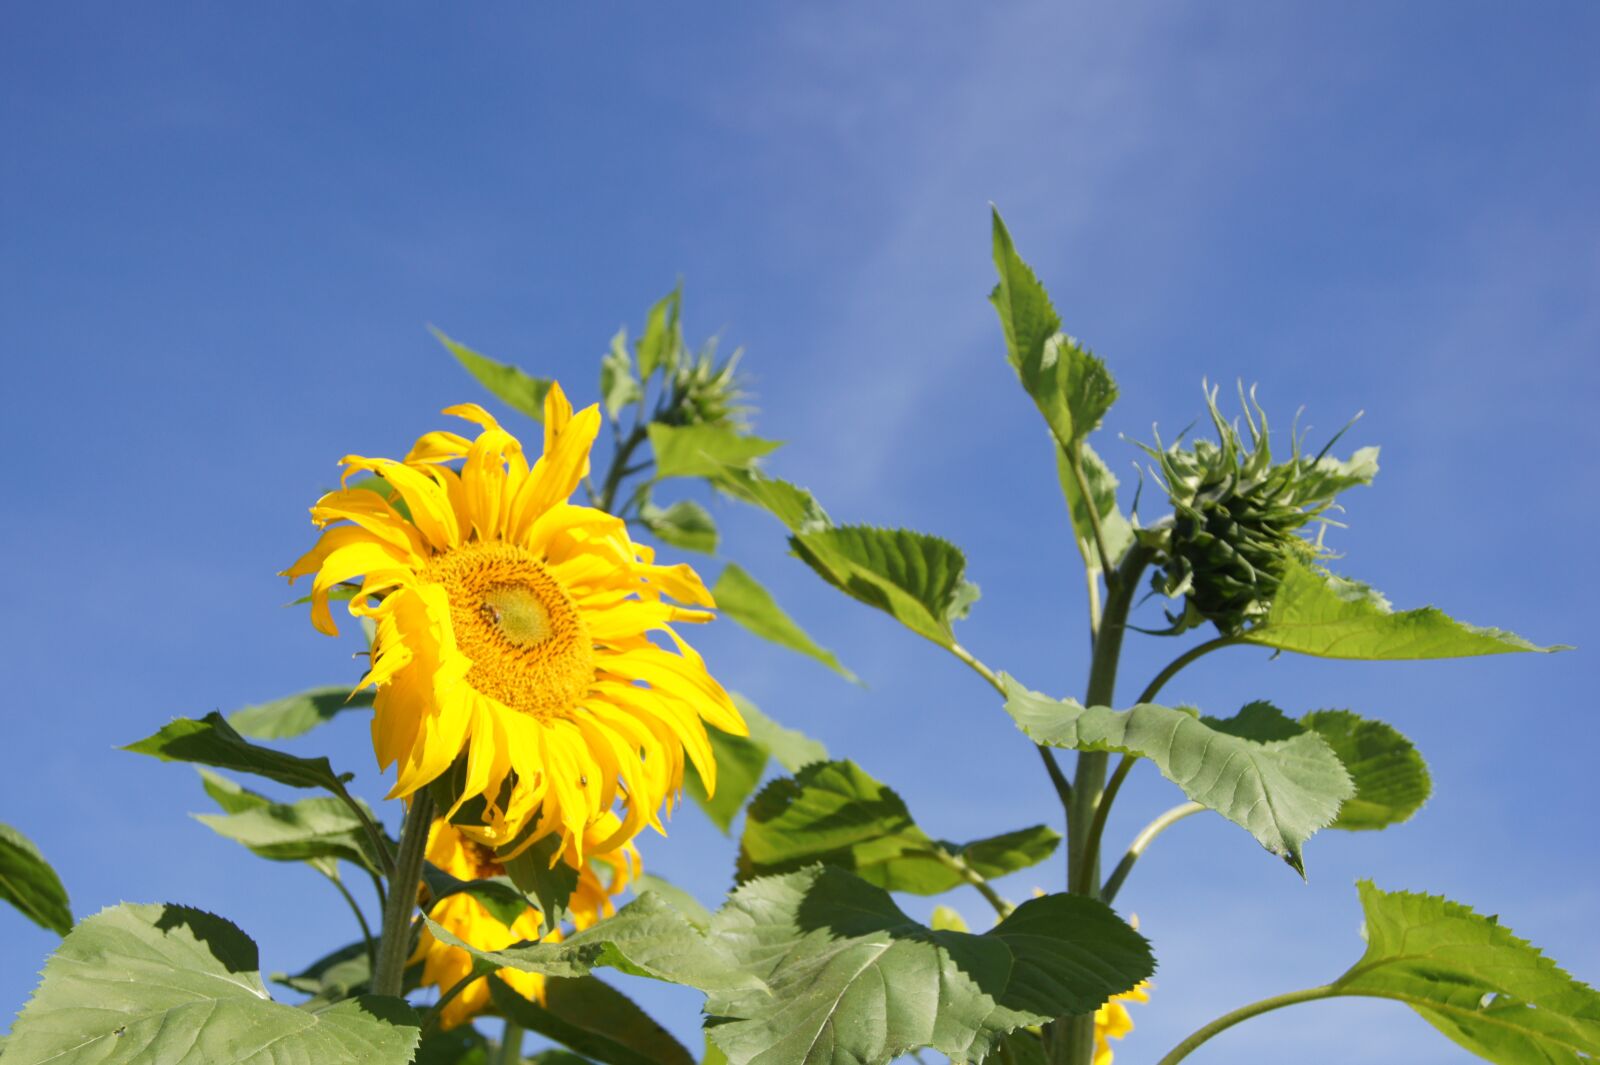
[503,833,580,934]
[414,1026,491,1065]
[194,795,386,874]
[1325,882,1600,1063]
[1055,441,1134,573]
[1245,558,1569,659]
[990,209,1117,451]
[421,863,535,928]
[640,498,719,554]
[492,975,695,1065]
[713,468,831,533]
[649,423,782,480]
[1298,710,1430,831]
[601,327,644,420]
[228,685,374,740]
[196,767,273,814]
[425,890,747,991]
[0,823,71,935]
[704,865,1154,1065]
[956,825,1063,882]
[686,722,771,834]
[637,286,682,381]
[791,526,977,648]
[1003,679,1354,875]
[434,328,554,422]
[125,712,354,794]
[713,563,858,682]
[273,939,372,999]
[738,695,829,773]
[631,874,713,931]
[7,903,419,1064]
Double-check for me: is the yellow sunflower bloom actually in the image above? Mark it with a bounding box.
[283,385,745,859]
[1093,981,1150,1065]
[411,817,639,1030]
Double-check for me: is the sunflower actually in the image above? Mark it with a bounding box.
[411,816,639,1030]
[1093,981,1150,1065]
[283,384,745,858]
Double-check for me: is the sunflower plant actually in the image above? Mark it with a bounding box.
[5,220,1596,1065]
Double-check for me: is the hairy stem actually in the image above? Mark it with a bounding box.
[1155,986,1338,1064]
[1101,801,1204,904]
[371,790,434,998]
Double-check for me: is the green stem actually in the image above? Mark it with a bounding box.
[1101,801,1203,904]
[1066,444,1116,581]
[1155,986,1338,1064]
[924,847,1013,918]
[1134,635,1241,706]
[371,790,434,998]
[496,1019,525,1065]
[1073,754,1134,896]
[598,423,649,514]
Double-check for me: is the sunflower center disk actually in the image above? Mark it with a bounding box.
[425,542,595,720]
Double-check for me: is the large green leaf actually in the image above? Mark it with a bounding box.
[990,209,1116,452]
[713,468,831,533]
[125,712,353,794]
[650,423,782,480]
[425,890,748,992]
[791,525,977,648]
[6,903,419,1064]
[641,498,719,554]
[1326,883,1600,1063]
[1244,559,1567,659]
[739,761,1057,895]
[713,563,858,682]
[704,865,1154,1065]
[493,975,695,1065]
[229,685,374,740]
[194,795,386,874]
[1055,440,1134,574]
[0,823,71,936]
[685,721,771,834]
[434,327,554,423]
[631,874,713,931]
[1301,710,1431,831]
[1003,679,1353,875]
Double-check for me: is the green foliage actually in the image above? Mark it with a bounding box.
[125,712,354,794]
[601,327,644,419]
[650,423,782,480]
[714,468,831,533]
[1003,679,1353,874]
[434,327,554,422]
[493,975,696,1065]
[738,760,1059,894]
[1245,558,1566,658]
[632,873,714,930]
[685,720,772,833]
[274,939,373,1001]
[0,822,71,936]
[792,525,978,648]
[229,685,374,740]
[640,498,719,554]
[1327,883,1600,1063]
[713,563,858,682]
[636,286,682,381]
[1301,710,1431,831]
[503,834,580,934]
[1055,441,1135,574]
[420,862,535,929]
[704,865,1154,1065]
[195,795,387,875]
[414,1026,492,1065]
[6,903,419,1065]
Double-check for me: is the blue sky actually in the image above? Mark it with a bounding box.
[3,5,1597,1062]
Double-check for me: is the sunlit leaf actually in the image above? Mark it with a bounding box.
[704,865,1153,1065]
[640,498,719,554]
[194,796,386,875]
[631,874,713,931]
[713,563,858,682]
[601,327,644,419]
[228,686,374,740]
[714,468,830,533]
[1244,559,1568,659]
[1003,679,1353,875]
[6,903,419,1064]
[125,712,353,794]
[1055,441,1134,573]
[434,327,553,423]
[1301,710,1431,831]
[0,823,71,936]
[791,526,977,648]
[637,286,682,381]
[650,423,782,480]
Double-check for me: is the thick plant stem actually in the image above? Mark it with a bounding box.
[1155,986,1337,1064]
[1055,546,1152,1065]
[371,790,435,998]
[496,1020,525,1065]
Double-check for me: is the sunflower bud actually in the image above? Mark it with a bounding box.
[658,340,750,431]
[1143,384,1378,634]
